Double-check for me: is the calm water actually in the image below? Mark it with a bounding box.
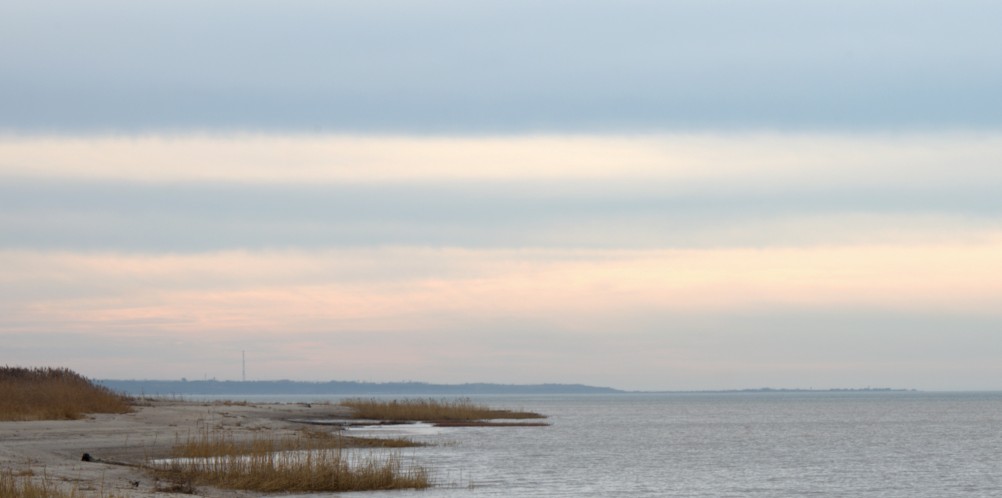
[202,392,1002,497]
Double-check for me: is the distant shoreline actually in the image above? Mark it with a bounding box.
[96,379,624,396]
[639,387,918,394]
[96,379,916,397]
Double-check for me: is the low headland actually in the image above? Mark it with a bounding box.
[0,367,548,497]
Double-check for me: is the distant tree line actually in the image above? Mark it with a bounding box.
[96,379,623,396]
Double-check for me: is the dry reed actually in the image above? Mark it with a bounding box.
[155,430,429,492]
[339,397,546,422]
[170,427,424,459]
[0,470,124,498]
[0,367,131,421]
[0,470,68,498]
[299,428,427,448]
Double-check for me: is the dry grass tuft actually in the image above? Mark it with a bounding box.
[298,428,427,448]
[0,469,126,498]
[337,434,429,448]
[339,397,546,422]
[0,366,132,421]
[169,427,422,459]
[154,477,197,494]
[155,429,429,492]
[0,470,70,498]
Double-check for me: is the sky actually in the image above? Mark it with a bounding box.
[2,1,1001,391]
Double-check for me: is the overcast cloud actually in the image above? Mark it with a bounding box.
[2,0,1001,132]
[2,1,1001,390]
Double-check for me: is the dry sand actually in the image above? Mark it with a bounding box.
[0,400,355,497]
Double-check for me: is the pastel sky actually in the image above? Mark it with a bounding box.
[2,1,1001,390]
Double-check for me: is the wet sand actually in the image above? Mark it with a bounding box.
[0,400,354,497]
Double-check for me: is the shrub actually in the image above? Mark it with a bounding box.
[0,366,131,421]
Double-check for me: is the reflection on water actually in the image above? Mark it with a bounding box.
[194,392,1002,497]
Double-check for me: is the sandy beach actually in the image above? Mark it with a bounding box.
[0,400,356,497]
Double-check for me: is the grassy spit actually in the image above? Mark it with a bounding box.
[154,430,429,493]
[0,367,131,421]
[301,428,429,448]
[172,427,426,457]
[339,397,547,424]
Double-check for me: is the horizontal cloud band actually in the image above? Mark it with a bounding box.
[2,133,1001,250]
[1,180,1001,251]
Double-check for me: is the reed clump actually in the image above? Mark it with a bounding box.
[0,469,125,498]
[171,427,424,459]
[0,367,131,421]
[299,428,428,448]
[0,470,68,498]
[339,397,546,422]
[156,430,429,492]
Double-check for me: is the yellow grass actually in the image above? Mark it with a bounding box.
[336,434,428,448]
[155,430,429,492]
[0,367,132,421]
[0,470,124,498]
[0,470,67,498]
[298,428,427,448]
[170,427,424,459]
[339,397,546,422]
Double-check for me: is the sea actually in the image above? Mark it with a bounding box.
[193,392,1002,497]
